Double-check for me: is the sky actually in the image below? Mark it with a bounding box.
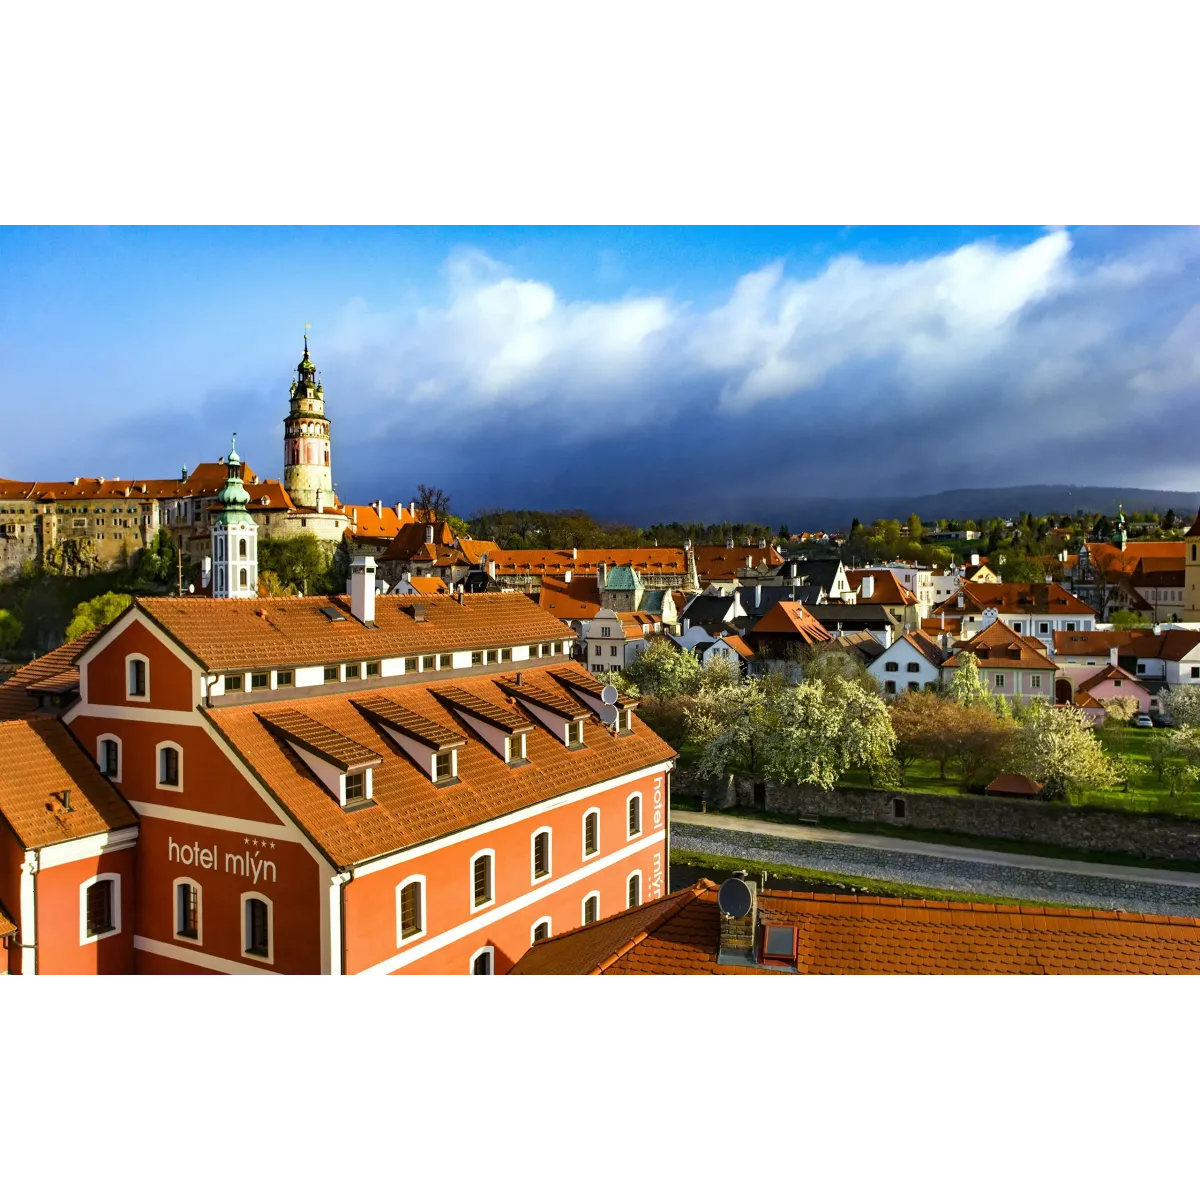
[2,225,1198,524]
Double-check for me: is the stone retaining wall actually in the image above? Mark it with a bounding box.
[672,768,1200,863]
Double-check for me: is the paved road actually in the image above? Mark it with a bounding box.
[671,810,1200,916]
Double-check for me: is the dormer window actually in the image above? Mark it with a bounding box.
[260,710,381,810]
[506,732,526,763]
[345,771,366,802]
[345,663,361,680]
[434,750,456,783]
[421,655,435,671]
[566,721,583,748]
[365,661,381,678]
[500,648,512,662]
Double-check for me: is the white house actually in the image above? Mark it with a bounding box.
[931,582,1096,651]
[867,632,948,697]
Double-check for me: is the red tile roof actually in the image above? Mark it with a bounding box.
[943,620,1057,671]
[1077,664,1146,692]
[378,520,457,563]
[0,718,138,850]
[933,582,1096,618]
[750,600,835,643]
[477,544,782,581]
[404,576,449,595]
[344,504,413,541]
[1053,629,1144,655]
[0,631,101,721]
[207,664,674,868]
[1119,630,1200,662]
[512,880,1200,974]
[538,575,602,620]
[129,593,576,672]
[845,569,918,607]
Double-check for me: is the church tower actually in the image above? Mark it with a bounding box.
[211,435,258,599]
[283,333,333,509]
[1184,506,1200,620]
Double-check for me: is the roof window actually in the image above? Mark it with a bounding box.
[761,924,798,967]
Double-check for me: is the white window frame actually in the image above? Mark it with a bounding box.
[155,739,184,792]
[125,652,150,703]
[96,732,122,783]
[582,890,601,925]
[470,848,496,914]
[469,946,495,975]
[530,826,553,885]
[79,872,122,945]
[582,806,601,859]
[240,891,275,966]
[396,873,427,947]
[172,876,204,946]
[627,792,643,840]
[530,916,552,945]
[626,869,643,909]
[505,732,526,764]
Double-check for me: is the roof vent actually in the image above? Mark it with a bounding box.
[59,787,73,812]
[411,603,425,622]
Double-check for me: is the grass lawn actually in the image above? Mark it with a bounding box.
[670,848,1034,907]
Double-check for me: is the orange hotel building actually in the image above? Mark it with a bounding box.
[0,585,676,974]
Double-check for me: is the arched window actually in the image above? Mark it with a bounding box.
[397,876,425,945]
[239,537,247,557]
[531,828,552,883]
[582,808,600,858]
[242,893,273,963]
[531,918,551,944]
[97,734,121,781]
[470,947,494,974]
[174,878,202,943]
[80,873,121,944]
[627,792,642,839]
[627,871,642,909]
[470,850,495,912]
[239,567,248,587]
[126,653,149,702]
[582,891,600,925]
[156,742,182,790]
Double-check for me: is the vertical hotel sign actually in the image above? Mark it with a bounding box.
[650,774,664,899]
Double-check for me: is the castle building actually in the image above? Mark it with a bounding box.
[283,334,333,511]
[0,580,676,974]
[210,437,258,599]
[1184,507,1200,620]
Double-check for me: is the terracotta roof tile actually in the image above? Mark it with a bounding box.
[133,592,575,672]
[749,600,835,643]
[538,575,603,620]
[0,631,100,721]
[944,620,1057,671]
[259,709,385,769]
[0,718,138,850]
[206,663,674,868]
[355,695,468,750]
[0,900,15,940]
[933,582,1096,618]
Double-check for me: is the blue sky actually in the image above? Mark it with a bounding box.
[2,225,1197,523]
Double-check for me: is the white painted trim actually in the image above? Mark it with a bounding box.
[129,801,300,841]
[65,703,207,727]
[96,732,123,783]
[470,848,496,913]
[396,874,427,947]
[469,946,495,975]
[582,806,601,860]
[582,889,601,925]
[240,891,275,966]
[80,872,122,945]
[39,826,138,870]
[20,853,38,976]
[530,916,552,945]
[353,762,671,878]
[359,829,665,975]
[530,826,553,886]
[155,739,184,792]
[125,652,150,703]
[134,935,279,975]
[627,791,643,840]
[172,876,204,947]
[626,868,643,909]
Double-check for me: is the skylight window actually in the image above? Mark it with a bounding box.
[319,606,346,622]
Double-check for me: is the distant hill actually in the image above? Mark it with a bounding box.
[776,485,1200,532]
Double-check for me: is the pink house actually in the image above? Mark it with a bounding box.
[1074,663,1151,714]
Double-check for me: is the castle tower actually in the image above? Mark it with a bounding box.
[283,333,333,509]
[211,435,258,599]
[1184,506,1200,620]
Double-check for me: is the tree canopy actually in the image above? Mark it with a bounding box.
[66,592,132,639]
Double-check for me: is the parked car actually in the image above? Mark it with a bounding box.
[1133,713,1153,728]
[1151,712,1174,728]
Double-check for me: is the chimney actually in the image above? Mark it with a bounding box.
[683,617,691,633]
[597,563,607,589]
[1153,624,1162,636]
[717,873,758,966]
[410,502,418,519]
[861,575,875,600]
[753,584,762,610]
[758,537,766,548]
[411,602,426,622]
[970,553,980,567]
[60,788,73,812]
[572,546,578,560]
[426,523,435,544]
[373,500,382,517]
[564,569,573,584]
[725,535,734,549]
[1110,646,1118,665]
[487,558,496,580]
[349,556,377,624]
[745,556,753,569]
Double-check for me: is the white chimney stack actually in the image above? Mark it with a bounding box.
[373,500,382,517]
[598,563,607,588]
[350,556,377,624]
[564,569,573,584]
[970,553,980,567]
[1109,646,1118,665]
[426,524,434,544]
[861,575,875,600]
[956,589,965,609]
[572,546,578,560]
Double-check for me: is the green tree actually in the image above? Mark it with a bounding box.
[946,651,994,710]
[66,592,132,639]
[136,529,179,585]
[907,513,923,541]
[258,533,338,595]
[1109,609,1150,629]
[0,609,23,657]
[1007,699,1122,801]
[1163,509,1176,531]
[1099,696,1139,724]
[446,514,471,538]
[610,636,702,700]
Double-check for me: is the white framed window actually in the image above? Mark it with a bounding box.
[470,946,495,975]
[531,917,552,944]
[582,891,600,925]
[627,792,642,839]
[80,872,121,945]
[627,870,642,909]
[470,849,495,913]
[241,891,274,965]
[396,874,426,946]
[582,807,600,859]
[994,674,1005,688]
[125,653,150,702]
[97,733,122,782]
[156,740,183,791]
[173,877,203,945]
[531,827,552,884]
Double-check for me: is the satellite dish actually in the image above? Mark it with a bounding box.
[717,877,754,919]
[600,683,619,705]
[598,703,619,726]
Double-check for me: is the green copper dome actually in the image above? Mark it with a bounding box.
[214,435,251,525]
